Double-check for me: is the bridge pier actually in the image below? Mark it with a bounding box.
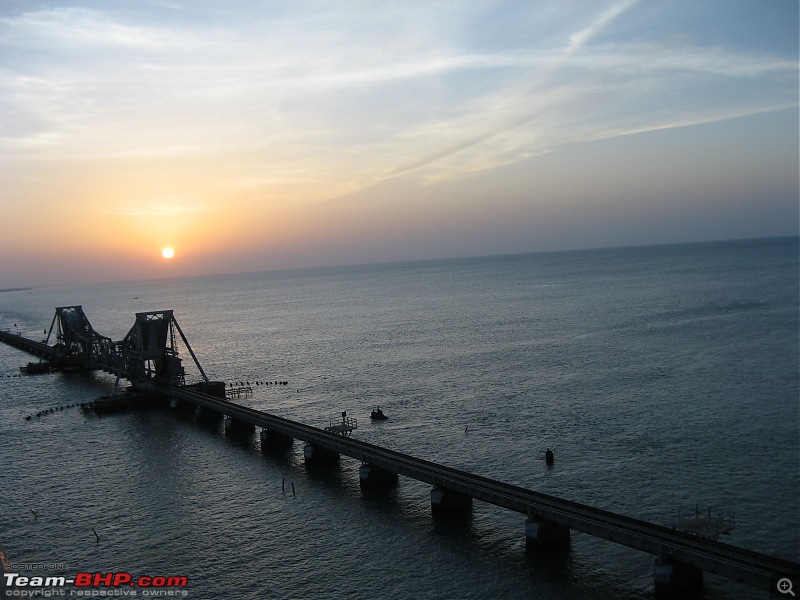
[260,428,293,449]
[525,515,570,548]
[195,405,223,422]
[430,485,472,514]
[653,556,703,596]
[169,397,194,412]
[359,463,398,487]
[303,443,340,463]
[224,416,255,434]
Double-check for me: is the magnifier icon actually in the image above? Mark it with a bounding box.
[778,578,795,596]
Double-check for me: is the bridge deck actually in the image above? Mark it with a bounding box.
[157,383,799,593]
[0,330,55,360]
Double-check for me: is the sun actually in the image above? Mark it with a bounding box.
[162,247,175,259]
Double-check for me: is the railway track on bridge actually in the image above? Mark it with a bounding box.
[160,384,799,593]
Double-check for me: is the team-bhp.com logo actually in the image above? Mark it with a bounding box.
[4,572,188,597]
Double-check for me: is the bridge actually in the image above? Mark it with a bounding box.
[2,306,799,596]
[1,306,208,385]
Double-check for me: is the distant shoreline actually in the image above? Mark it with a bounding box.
[0,288,31,293]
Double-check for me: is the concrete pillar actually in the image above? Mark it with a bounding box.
[359,463,398,487]
[430,486,472,514]
[653,556,703,595]
[303,443,340,463]
[195,405,223,422]
[169,397,194,411]
[224,416,255,434]
[260,428,293,449]
[525,516,570,548]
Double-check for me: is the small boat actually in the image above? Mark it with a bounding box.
[370,406,388,420]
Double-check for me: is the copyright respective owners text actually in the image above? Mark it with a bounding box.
[3,571,190,597]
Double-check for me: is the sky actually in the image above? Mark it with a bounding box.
[0,0,797,287]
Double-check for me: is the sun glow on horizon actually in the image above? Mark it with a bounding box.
[0,1,796,288]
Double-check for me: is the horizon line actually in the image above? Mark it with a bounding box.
[17,233,798,291]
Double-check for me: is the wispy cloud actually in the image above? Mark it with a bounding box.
[375,0,645,183]
[103,199,214,217]
[0,1,796,207]
[0,7,178,49]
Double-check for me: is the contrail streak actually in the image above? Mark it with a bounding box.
[382,0,642,181]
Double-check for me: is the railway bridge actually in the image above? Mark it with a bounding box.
[1,305,208,386]
[2,306,798,596]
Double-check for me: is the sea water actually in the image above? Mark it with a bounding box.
[0,237,797,599]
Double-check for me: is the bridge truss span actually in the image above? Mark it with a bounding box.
[41,306,209,390]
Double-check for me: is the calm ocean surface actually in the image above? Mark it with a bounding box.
[1,237,798,600]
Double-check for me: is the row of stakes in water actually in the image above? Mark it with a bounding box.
[19,382,290,420]
[24,403,86,420]
[228,381,288,386]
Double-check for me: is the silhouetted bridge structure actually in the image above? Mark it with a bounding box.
[2,306,798,596]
